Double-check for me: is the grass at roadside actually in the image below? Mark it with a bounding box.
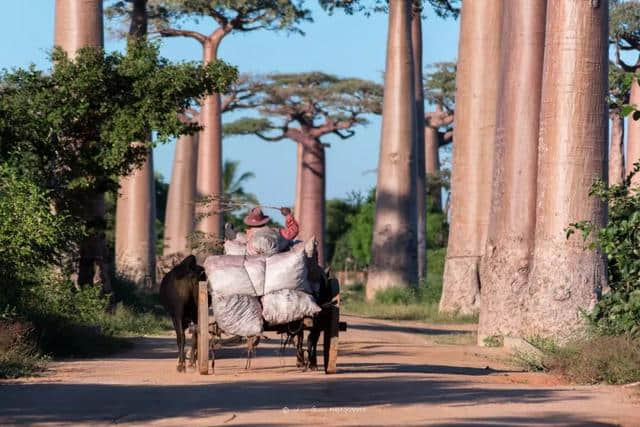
[342,248,477,324]
[512,334,640,385]
[1,275,171,379]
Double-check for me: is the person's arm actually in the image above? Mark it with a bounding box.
[279,208,299,240]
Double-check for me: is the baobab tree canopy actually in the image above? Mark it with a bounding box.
[319,0,459,18]
[224,72,382,264]
[143,0,312,34]
[424,61,456,112]
[223,73,382,139]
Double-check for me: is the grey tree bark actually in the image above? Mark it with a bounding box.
[609,112,625,186]
[115,0,156,289]
[164,134,198,256]
[478,0,546,342]
[439,0,503,314]
[527,0,608,339]
[366,0,418,300]
[412,3,427,281]
[627,80,640,185]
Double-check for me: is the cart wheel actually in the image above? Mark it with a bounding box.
[323,277,340,374]
[323,304,339,374]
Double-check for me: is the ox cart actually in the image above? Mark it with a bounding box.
[196,253,347,375]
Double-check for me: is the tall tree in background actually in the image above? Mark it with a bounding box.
[151,0,311,244]
[162,75,256,256]
[366,0,418,298]
[439,0,503,315]
[423,61,455,210]
[411,1,427,281]
[608,64,631,186]
[478,0,546,342]
[224,73,382,265]
[611,0,640,185]
[108,0,158,289]
[527,0,608,338]
[163,134,198,256]
[54,0,109,289]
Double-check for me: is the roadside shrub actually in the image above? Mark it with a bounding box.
[567,162,640,336]
[0,318,47,379]
[514,334,640,385]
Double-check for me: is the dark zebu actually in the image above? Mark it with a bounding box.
[159,255,207,372]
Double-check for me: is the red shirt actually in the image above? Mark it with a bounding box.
[279,214,299,240]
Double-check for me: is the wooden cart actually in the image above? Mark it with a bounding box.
[196,276,346,375]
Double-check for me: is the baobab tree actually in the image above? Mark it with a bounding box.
[611,0,640,186]
[424,61,455,210]
[150,0,311,244]
[107,0,158,288]
[162,75,258,256]
[527,0,608,339]
[366,0,419,298]
[223,72,383,265]
[608,64,631,186]
[477,0,546,342]
[439,0,503,315]
[54,0,108,289]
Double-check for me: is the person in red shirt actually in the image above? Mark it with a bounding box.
[244,206,299,242]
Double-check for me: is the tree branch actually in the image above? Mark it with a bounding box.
[255,130,286,142]
[157,27,207,44]
[615,41,640,72]
[333,129,355,140]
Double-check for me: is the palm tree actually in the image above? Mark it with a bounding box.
[223,160,258,204]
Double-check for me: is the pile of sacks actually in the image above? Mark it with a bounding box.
[204,232,321,337]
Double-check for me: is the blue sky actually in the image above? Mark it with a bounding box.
[0,1,459,207]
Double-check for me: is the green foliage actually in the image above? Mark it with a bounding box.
[482,335,503,348]
[610,0,640,49]
[424,61,456,111]
[155,173,170,254]
[145,0,312,35]
[566,162,640,336]
[319,0,460,19]
[0,166,79,281]
[341,248,475,324]
[224,72,383,142]
[0,41,236,209]
[609,63,632,113]
[330,190,375,270]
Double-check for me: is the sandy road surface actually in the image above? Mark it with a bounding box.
[1,315,639,426]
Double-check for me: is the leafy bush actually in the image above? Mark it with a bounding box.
[567,162,640,336]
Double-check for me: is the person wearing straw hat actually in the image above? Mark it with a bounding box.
[244,206,299,243]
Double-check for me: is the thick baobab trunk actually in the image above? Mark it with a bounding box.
[478,0,546,342]
[115,0,156,289]
[527,0,608,339]
[366,0,418,300]
[297,138,326,266]
[54,0,103,55]
[115,151,156,288]
[411,5,427,281]
[610,113,625,186]
[627,80,640,184]
[440,0,503,314]
[164,134,198,256]
[294,142,303,219]
[54,0,110,291]
[195,39,224,244]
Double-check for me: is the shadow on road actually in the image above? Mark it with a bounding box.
[0,376,591,425]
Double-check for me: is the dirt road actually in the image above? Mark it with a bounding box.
[1,315,639,426]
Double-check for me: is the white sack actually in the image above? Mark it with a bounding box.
[261,289,321,325]
[211,292,263,337]
[224,239,246,256]
[244,256,266,296]
[205,255,256,296]
[263,250,307,294]
[246,228,281,256]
